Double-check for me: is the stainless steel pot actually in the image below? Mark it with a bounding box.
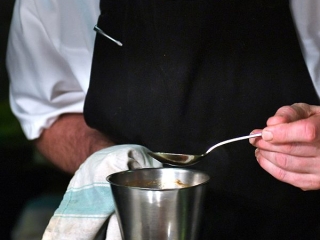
[107,168,210,240]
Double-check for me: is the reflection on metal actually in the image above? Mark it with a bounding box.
[93,25,123,46]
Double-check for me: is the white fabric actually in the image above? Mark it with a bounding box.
[290,0,320,95]
[42,144,162,240]
[6,0,320,140]
[6,0,100,139]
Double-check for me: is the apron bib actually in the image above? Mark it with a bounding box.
[85,0,320,238]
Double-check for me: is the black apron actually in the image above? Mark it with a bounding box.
[85,0,320,238]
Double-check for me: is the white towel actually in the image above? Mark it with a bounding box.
[42,144,162,240]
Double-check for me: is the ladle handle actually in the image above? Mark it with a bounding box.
[205,132,262,155]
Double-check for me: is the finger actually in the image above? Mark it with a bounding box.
[249,130,263,144]
[267,103,314,126]
[263,103,320,143]
[252,138,319,157]
[262,115,320,143]
[266,107,298,126]
[256,148,318,173]
[255,150,320,190]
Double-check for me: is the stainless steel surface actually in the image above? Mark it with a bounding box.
[107,168,210,240]
[148,132,262,166]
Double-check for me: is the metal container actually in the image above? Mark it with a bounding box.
[106,168,210,240]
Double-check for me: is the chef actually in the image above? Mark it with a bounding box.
[7,0,320,238]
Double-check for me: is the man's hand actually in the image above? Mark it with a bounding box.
[250,103,320,190]
[34,113,115,174]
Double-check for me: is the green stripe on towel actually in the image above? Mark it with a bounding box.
[55,185,115,216]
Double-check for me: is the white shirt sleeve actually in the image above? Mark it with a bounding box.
[291,0,320,98]
[6,0,100,139]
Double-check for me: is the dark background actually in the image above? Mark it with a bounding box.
[0,1,71,239]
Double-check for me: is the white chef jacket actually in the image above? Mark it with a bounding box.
[6,0,320,140]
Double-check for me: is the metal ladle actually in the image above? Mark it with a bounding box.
[148,132,262,166]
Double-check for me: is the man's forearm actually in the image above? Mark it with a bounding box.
[34,113,115,174]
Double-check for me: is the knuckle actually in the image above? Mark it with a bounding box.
[292,102,307,110]
[276,168,287,182]
[274,153,289,169]
[291,103,309,117]
[278,105,296,117]
[282,143,297,154]
[303,122,317,142]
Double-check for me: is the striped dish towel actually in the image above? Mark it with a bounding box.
[42,145,162,240]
